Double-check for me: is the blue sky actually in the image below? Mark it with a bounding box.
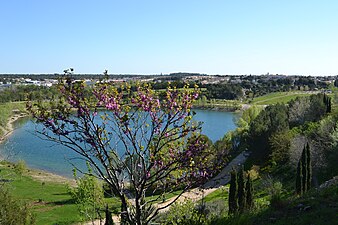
[1,0,338,75]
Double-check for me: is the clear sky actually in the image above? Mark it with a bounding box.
[1,0,338,75]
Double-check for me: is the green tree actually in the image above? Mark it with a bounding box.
[237,166,246,212]
[68,168,104,222]
[245,173,254,210]
[228,169,238,215]
[306,143,312,190]
[105,205,115,225]
[301,146,308,192]
[296,159,303,195]
[247,103,289,165]
[296,143,312,195]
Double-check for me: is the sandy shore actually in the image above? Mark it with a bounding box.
[0,113,28,145]
[0,113,76,186]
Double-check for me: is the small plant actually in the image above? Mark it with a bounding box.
[14,160,26,177]
[161,200,206,225]
[0,185,35,224]
[267,181,284,209]
[68,167,104,222]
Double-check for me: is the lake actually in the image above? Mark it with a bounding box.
[0,109,237,177]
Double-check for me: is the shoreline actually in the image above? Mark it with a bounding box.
[0,113,28,146]
[0,114,76,184]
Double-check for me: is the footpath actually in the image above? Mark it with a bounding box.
[156,151,248,210]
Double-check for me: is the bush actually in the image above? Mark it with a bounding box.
[159,200,207,225]
[0,184,35,224]
[14,160,27,176]
[68,171,104,222]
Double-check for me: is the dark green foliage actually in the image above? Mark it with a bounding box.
[228,169,238,215]
[306,143,312,190]
[247,103,289,165]
[228,168,255,215]
[245,174,254,210]
[105,205,115,225]
[296,160,303,195]
[305,94,326,122]
[323,94,331,113]
[0,85,59,103]
[205,83,243,100]
[237,166,246,212]
[296,144,312,195]
[288,94,328,128]
[301,146,308,192]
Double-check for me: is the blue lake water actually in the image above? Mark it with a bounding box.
[0,109,237,177]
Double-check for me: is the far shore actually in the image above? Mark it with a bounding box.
[0,113,28,146]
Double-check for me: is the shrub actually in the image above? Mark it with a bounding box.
[160,200,207,225]
[0,184,35,224]
[14,160,27,176]
[68,169,104,222]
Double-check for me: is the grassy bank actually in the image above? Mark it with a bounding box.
[0,161,124,225]
[210,184,337,225]
[0,161,81,225]
[194,99,242,111]
[249,91,314,105]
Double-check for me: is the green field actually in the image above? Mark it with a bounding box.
[0,161,123,225]
[250,92,314,105]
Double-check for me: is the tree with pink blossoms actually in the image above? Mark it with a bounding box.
[27,69,221,225]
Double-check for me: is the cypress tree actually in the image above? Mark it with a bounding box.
[105,205,114,225]
[228,169,238,215]
[296,159,303,195]
[245,173,254,210]
[306,143,312,190]
[301,146,308,192]
[328,97,332,113]
[237,166,246,212]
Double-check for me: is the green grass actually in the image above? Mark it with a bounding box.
[0,161,122,225]
[250,92,313,105]
[203,185,229,203]
[0,162,81,225]
[0,161,201,224]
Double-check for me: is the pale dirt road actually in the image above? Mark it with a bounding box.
[156,151,248,211]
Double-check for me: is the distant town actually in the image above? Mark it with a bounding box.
[0,72,337,90]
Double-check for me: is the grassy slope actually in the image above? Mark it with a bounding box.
[0,162,123,225]
[0,162,81,225]
[207,176,337,225]
[250,92,312,105]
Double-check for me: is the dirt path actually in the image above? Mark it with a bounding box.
[156,151,248,211]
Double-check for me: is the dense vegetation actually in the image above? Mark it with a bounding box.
[157,92,337,224]
[0,85,59,103]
